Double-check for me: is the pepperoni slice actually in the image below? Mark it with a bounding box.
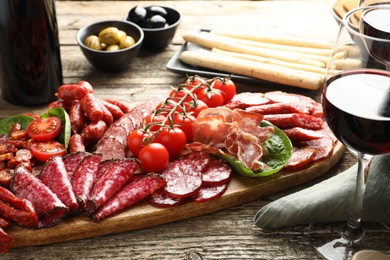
[283,127,324,142]
[202,158,232,187]
[39,156,78,213]
[284,147,317,170]
[191,183,228,202]
[148,188,187,208]
[93,174,165,221]
[162,160,202,198]
[11,166,68,228]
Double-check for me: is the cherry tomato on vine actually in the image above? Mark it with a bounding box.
[139,143,169,173]
[211,78,236,104]
[197,88,224,108]
[127,129,150,157]
[144,114,166,131]
[173,113,195,141]
[155,127,186,156]
[27,116,62,141]
[184,75,206,96]
[188,99,208,118]
[30,140,66,162]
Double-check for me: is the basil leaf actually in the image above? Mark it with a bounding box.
[46,107,72,150]
[0,115,35,134]
[219,120,292,177]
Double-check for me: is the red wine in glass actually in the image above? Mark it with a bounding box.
[322,69,390,155]
[360,8,390,67]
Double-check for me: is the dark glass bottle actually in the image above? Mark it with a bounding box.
[0,0,63,106]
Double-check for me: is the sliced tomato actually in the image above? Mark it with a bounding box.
[27,116,62,141]
[30,140,66,162]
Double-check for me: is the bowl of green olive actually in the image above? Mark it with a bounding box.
[125,6,181,50]
[76,20,144,72]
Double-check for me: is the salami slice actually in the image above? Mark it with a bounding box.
[225,92,270,109]
[284,147,317,170]
[246,102,314,115]
[86,158,139,214]
[179,152,211,171]
[39,156,78,213]
[71,153,102,210]
[0,228,13,253]
[201,158,232,187]
[11,166,68,228]
[93,174,165,221]
[191,183,228,202]
[263,113,323,130]
[162,160,202,198]
[148,188,187,208]
[283,127,324,142]
[63,152,87,181]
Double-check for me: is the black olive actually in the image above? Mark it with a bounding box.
[143,15,167,28]
[127,6,147,25]
[147,6,168,18]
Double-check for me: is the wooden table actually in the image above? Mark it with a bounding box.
[0,0,378,259]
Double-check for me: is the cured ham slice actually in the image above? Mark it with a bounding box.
[11,166,68,228]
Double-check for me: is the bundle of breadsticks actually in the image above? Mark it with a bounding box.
[179,30,337,90]
[333,0,359,20]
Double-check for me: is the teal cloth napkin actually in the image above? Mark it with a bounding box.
[254,153,390,229]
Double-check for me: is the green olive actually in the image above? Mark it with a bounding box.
[98,27,122,45]
[106,44,120,51]
[84,35,102,50]
[120,36,136,49]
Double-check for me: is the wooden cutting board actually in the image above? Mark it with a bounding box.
[8,142,345,248]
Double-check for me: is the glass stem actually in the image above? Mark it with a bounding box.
[342,152,373,243]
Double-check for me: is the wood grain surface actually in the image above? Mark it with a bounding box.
[2,1,388,259]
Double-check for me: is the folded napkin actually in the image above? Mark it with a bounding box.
[254,153,390,229]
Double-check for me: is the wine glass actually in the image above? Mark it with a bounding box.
[359,0,390,7]
[309,5,390,259]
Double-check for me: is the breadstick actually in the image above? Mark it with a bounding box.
[211,48,327,75]
[209,29,334,49]
[179,50,324,90]
[183,31,327,67]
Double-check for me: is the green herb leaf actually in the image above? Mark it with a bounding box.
[46,107,72,150]
[0,115,35,134]
[219,121,292,177]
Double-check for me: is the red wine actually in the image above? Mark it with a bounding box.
[0,0,63,106]
[322,69,390,155]
[360,8,390,65]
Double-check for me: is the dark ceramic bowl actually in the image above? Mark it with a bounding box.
[76,20,143,72]
[125,6,181,50]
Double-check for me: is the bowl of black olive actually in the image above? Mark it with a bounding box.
[125,6,181,50]
[76,20,144,72]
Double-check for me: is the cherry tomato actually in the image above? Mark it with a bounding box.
[184,75,206,96]
[139,143,169,173]
[173,113,195,142]
[144,114,166,131]
[27,116,62,141]
[155,127,186,156]
[30,140,66,162]
[127,129,150,157]
[211,78,236,104]
[188,99,208,118]
[197,88,224,108]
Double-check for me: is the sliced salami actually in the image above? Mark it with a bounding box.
[283,127,324,142]
[179,151,211,171]
[201,158,232,187]
[39,156,78,213]
[246,102,314,115]
[225,92,270,109]
[0,228,13,253]
[300,135,335,162]
[148,188,187,208]
[191,183,228,203]
[284,146,317,170]
[63,152,87,181]
[11,165,68,228]
[86,158,140,214]
[71,153,102,210]
[93,174,165,222]
[162,160,202,198]
[263,113,323,130]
